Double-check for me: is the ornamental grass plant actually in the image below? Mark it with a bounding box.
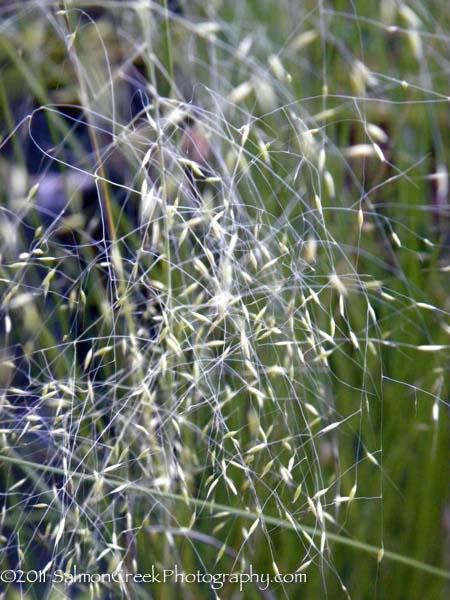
[0,1,449,598]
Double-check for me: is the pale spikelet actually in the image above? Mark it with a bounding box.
[240,328,251,359]
[204,247,216,269]
[42,268,56,298]
[324,170,335,198]
[227,80,253,104]
[108,483,129,496]
[236,35,253,60]
[166,333,183,356]
[102,462,123,474]
[193,258,209,278]
[272,561,281,577]
[344,144,378,159]
[10,165,27,198]
[391,231,401,247]
[137,447,151,461]
[141,147,153,169]
[284,510,298,530]
[194,21,221,36]
[330,273,347,296]
[320,419,344,435]
[145,111,159,133]
[36,256,56,263]
[349,484,357,503]
[66,32,76,52]
[289,29,318,50]
[318,329,333,346]
[96,547,112,563]
[302,529,315,548]
[416,345,446,352]
[9,478,27,491]
[372,143,386,163]
[399,4,422,28]
[26,182,40,202]
[248,385,266,404]
[334,495,350,505]
[87,379,94,403]
[314,194,323,217]
[206,477,220,498]
[191,311,211,325]
[54,517,65,547]
[247,517,260,539]
[313,487,329,500]
[366,451,379,466]
[367,123,389,144]
[341,584,351,600]
[350,60,378,94]
[261,459,274,478]
[252,75,277,112]
[57,382,74,398]
[178,157,205,177]
[261,256,280,271]
[178,226,189,247]
[313,107,339,122]
[416,302,439,311]
[239,123,250,147]
[287,455,295,474]
[398,5,423,60]
[69,288,77,311]
[307,496,317,517]
[165,106,189,127]
[296,558,313,572]
[223,469,238,495]
[288,480,302,504]
[432,400,439,423]
[380,290,396,301]
[295,124,319,162]
[94,346,113,358]
[260,244,271,262]
[266,364,286,378]
[141,181,161,224]
[303,403,318,419]
[204,175,222,184]
[304,235,317,264]
[228,459,246,473]
[320,529,326,554]
[318,148,326,172]
[367,302,377,324]
[245,359,258,380]
[247,442,267,455]
[8,261,28,269]
[254,305,268,323]
[246,249,257,270]
[428,164,449,202]
[4,314,12,335]
[326,318,335,342]
[268,54,288,81]
[349,330,360,350]
[357,207,364,228]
